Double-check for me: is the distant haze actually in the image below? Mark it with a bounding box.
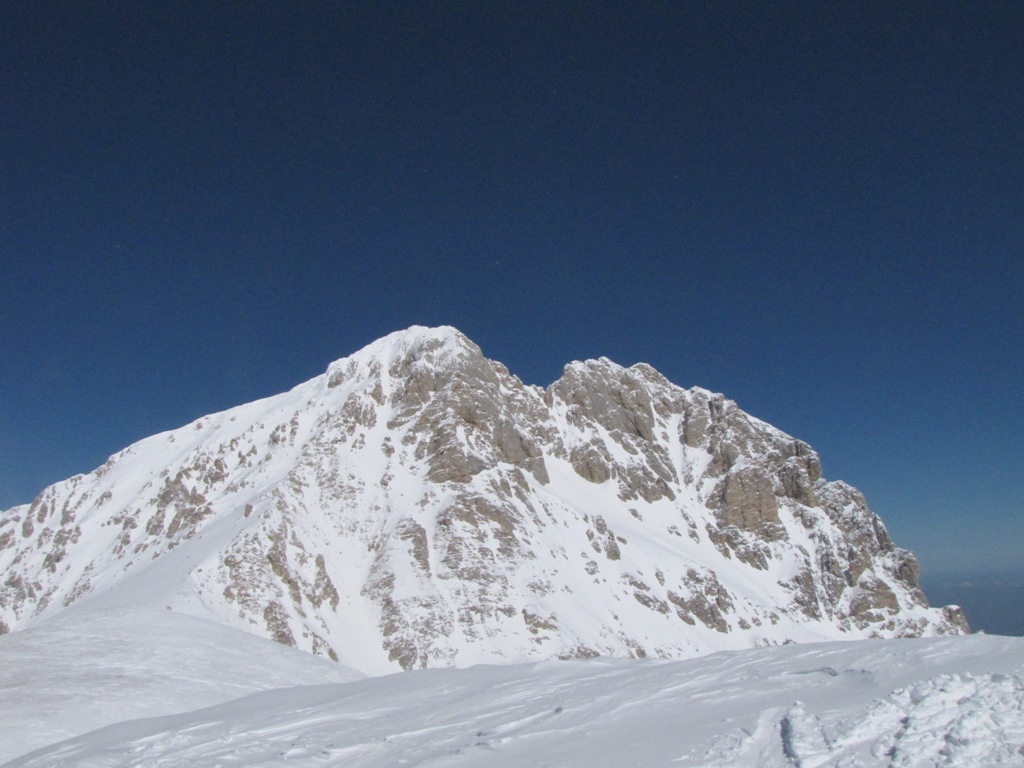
[925,570,1024,637]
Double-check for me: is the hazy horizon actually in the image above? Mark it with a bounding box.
[924,568,1024,638]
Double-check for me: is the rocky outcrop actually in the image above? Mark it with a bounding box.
[0,326,967,673]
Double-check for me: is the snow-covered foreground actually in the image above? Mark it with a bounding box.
[0,607,362,765]
[3,624,1022,767]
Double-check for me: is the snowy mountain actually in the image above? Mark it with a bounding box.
[0,326,966,676]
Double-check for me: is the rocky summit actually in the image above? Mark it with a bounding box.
[0,326,967,674]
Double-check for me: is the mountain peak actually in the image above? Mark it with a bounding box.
[324,325,481,389]
[358,324,476,360]
[0,328,968,673]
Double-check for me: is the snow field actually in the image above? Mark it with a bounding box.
[3,632,1022,767]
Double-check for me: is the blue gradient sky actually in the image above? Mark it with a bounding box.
[2,3,1021,590]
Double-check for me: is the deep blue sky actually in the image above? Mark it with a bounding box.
[2,3,1021,595]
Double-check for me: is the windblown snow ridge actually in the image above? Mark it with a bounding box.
[5,635,1021,768]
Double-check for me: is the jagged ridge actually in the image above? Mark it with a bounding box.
[0,326,967,674]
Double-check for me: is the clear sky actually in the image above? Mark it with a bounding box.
[2,3,1021,587]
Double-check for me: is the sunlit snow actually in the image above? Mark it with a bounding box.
[2,612,1021,767]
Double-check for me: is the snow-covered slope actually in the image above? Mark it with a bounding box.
[0,326,966,675]
[5,634,1023,768]
[0,605,362,764]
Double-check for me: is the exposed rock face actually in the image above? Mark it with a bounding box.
[0,326,968,674]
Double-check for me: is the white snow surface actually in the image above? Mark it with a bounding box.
[0,606,361,764]
[2,629,1022,767]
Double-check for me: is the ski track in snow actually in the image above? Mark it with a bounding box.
[3,633,1023,767]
